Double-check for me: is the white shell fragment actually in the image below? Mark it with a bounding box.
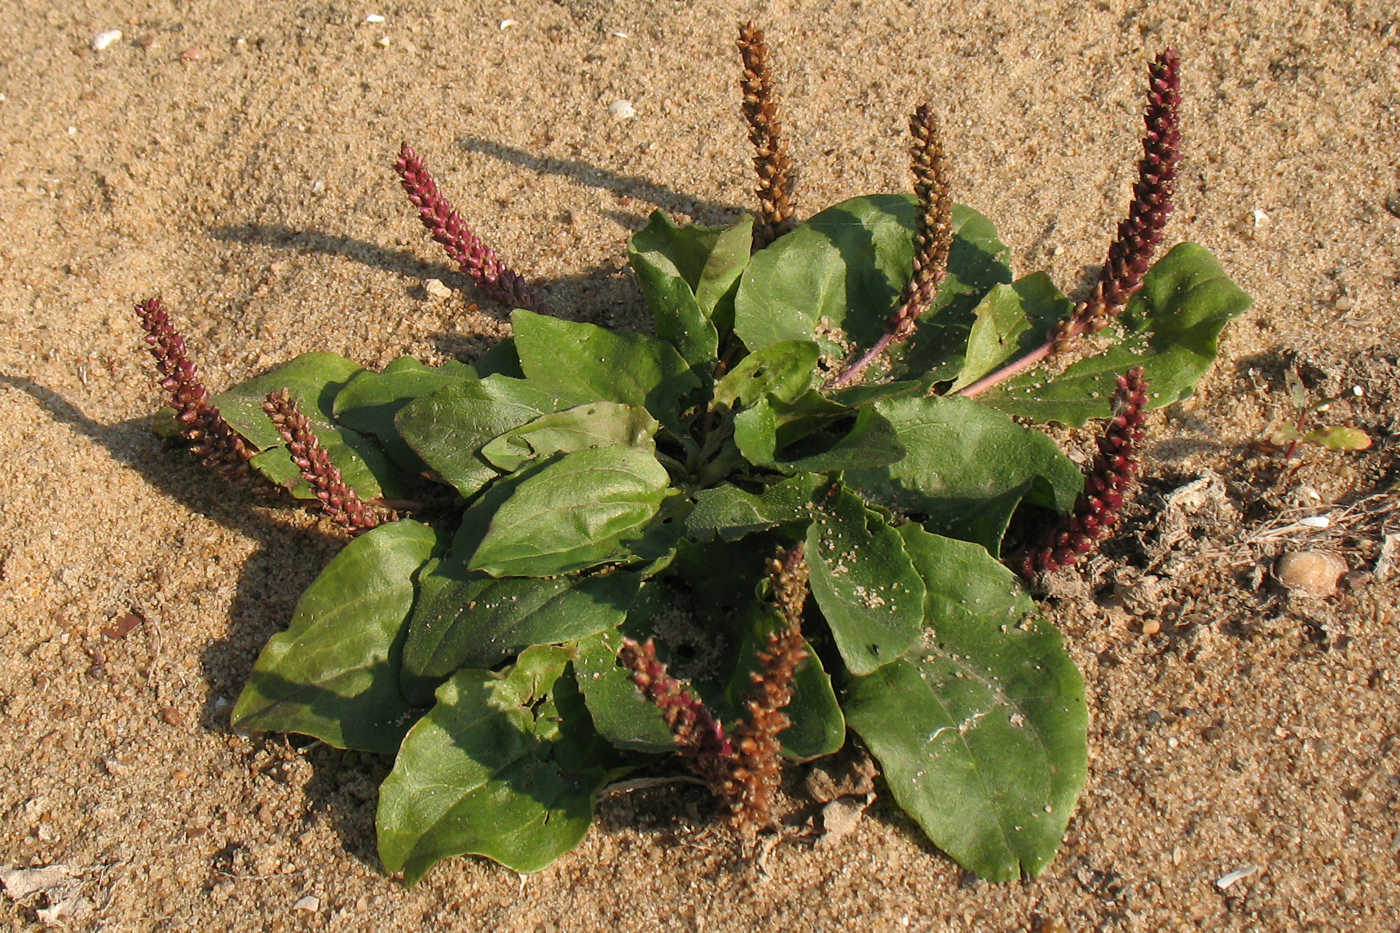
[92,30,123,51]
[1215,864,1260,891]
[364,14,386,24]
[608,99,636,121]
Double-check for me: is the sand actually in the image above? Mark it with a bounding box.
[2,0,1398,929]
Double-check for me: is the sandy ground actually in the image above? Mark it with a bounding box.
[2,0,1398,929]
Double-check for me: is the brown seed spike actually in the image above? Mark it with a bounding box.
[737,22,798,248]
[829,104,954,389]
[394,143,550,314]
[262,390,394,535]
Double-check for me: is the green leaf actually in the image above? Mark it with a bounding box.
[1303,425,1372,451]
[230,520,440,754]
[480,402,659,473]
[470,446,672,577]
[805,484,925,675]
[711,340,821,412]
[377,647,616,880]
[573,626,676,753]
[333,357,476,471]
[949,274,1073,392]
[214,352,403,500]
[628,212,753,366]
[844,523,1086,881]
[511,309,703,429]
[401,561,641,704]
[396,375,568,498]
[734,197,1010,370]
[979,243,1253,424]
[846,396,1082,552]
[684,473,823,542]
[723,605,845,760]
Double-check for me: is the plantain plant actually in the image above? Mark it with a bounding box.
[133,25,1249,884]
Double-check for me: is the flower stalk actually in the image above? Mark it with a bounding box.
[957,50,1181,399]
[395,142,550,314]
[262,390,395,534]
[134,297,271,493]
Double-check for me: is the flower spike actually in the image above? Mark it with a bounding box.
[395,143,550,314]
[958,50,1182,399]
[262,390,395,535]
[1052,50,1181,348]
[618,638,736,793]
[134,297,273,493]
[1013,368,1148,577]
[737,22,798,248]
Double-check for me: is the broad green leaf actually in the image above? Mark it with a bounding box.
[684,473,823,542]
[711,340,821,412]
[846,396,1082,552]
[511,309,703,429]
[230,520,440,754]
[396,375,568,498]
[723,605,845,760]
[214,352,402,500]
[573,627,676,753]
[805,484,925,675]
[734,197,1010,369]
[628,211,753,365]
[978,243,1253,424]
[735,397,904,473]
[844,523,1086,881]
[377,647,616,880]
[470,446,672,577]
[480,402,658,472]
[401,561,641,704]
[949,274,1073,392]
[333,357,476,471]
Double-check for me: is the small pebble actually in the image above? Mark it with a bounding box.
[158,706,184,727]
[424,278,452,300]
[499,18,517,30]
[1140,618,1161,636]
[1276,550,1346,598]
[292,894,319,912]
[364,13,385,24]
[608,99,636,121]
[92,30,123,52]
[375,35,391,48]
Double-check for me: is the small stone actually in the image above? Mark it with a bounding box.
[1276,550,1346,598]
[92,30,123,51]
[293,894,320,912]
[607,99,636,121]
[1140,617,1161,636]
[158,706,184,727]
[364,13,385,23]
[423,278,452,300]
[375,35,391,48]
